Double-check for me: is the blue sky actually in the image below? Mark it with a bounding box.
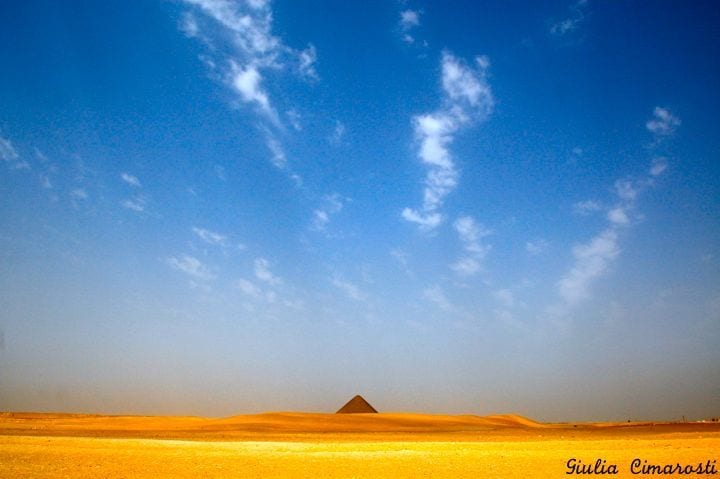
[1,0,719,421]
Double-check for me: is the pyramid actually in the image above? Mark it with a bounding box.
[336,395,378,414]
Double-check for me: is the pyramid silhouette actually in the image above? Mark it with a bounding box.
[336,395,378,414]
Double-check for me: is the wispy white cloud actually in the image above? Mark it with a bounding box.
[329,120,345,145]
[265,136,286,169]
[192,227,228,246]
[312,210,330,230]
[0,136,19,163]
[649,157,668,177]
[247,0,268,10]
[236,276,279,303]
[298,44,318,80]
[526,239,549,255]
[0,134,29,170]
[34,147,48,162]
[12,160,31,170]
[441,54,494,114]
[70,188,88,200]
[121,172,141,187]
[551,18,580,36]
[614,178,638,202]
[413,113,456,172]
[286,109,302,131]
[401,207,443,230]
[607,207,629,225]
[574,199,602,214]
[312,193,345,231]
[454,215,490,254]
[120,171,146,212]
[550,0,588,36]
[423,285,453,311]
[183,0,280,64]
[646,106,680,138]
[332,277,366,301]
[179,11,200,38]
[556,155,669,310]
[450,257,481,276]
[237,277,262,298]
[254,257,282,285]
[399,9,421,44]
[451,215,491,276]
[231,63,273,117]
[400,10,420,29]
[558,228,619,305]
[32,148,55,188]
[181,0,316,171]
[214,164,227,181]
[167,254,214,281]
[121,198,145,212]
[557,229,620,307]
[402,52,494,231]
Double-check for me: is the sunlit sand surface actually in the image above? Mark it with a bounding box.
[2,412,719,478]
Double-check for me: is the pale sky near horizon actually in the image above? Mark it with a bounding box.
[1,0,719,422]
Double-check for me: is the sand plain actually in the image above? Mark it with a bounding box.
[1,412,719,478]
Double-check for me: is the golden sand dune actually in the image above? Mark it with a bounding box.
[2,412,719,478]
[210,411,543,432]
[1,410,717,439]
[0,411,543,440]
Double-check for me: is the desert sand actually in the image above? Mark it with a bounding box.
[1,411,719,478]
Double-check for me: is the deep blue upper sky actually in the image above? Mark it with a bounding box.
[1,0,718,421]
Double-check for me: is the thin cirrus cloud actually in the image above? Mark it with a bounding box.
[423,285,453,311]
[192,227,228,246]
[253,257,282,286]
[231,63,274,119]
[329,121,346,145]
[332,277,366,302]
[574,199,602,215]
[119,172,145,212]
[526,239,549,255]
[555,107,677,309]
[237,277,263,299]
[311,193,344,232]
[120,172,141,187]
[286,109,302,131]
[0,135,19,163]
[607,206,630,226]
[298,44,318,81]
[121,198,145,213]
[649,157,668,177]
[181,0,316,170]
[557,180,639,306]
[451,215,491,276]
[550,0,588,37]
[70,188,88,200]
[399,9,421,44]
[402,51,494,231]
[1,133,30,170]
[237,277,276,303]
[167,254,215,281]
[557,227,620,306]
[264,136,287,169]
[646,106,680,138]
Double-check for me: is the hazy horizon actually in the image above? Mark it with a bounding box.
[1,0,719,423]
